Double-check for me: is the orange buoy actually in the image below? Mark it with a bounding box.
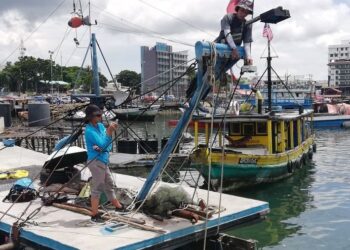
[68,16,84,28]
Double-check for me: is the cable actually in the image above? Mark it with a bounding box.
[0,104,89,152]
[136,0,215,38]
[92,4,194,47]
[64,27,90,66]
[18,64,194,225]
[0,0,68,67]
[53,27,72,63]
[98,22,194,47]
[95,39,121,91]
[0,119,86,222]
[203,42,218,249]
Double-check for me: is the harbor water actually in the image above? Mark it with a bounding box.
[228,129,350,249]
[117,114,350,249]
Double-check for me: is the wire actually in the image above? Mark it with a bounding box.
[0,117,86,222]
[0,104,89,152]
[95,39,121,91]
[92,4,194,47]
[0,0,68,67]
[136,0,215,38]
[18,64,195,225]
[53,27,72,63]
[65,27,90,66]
[203,42,218,249]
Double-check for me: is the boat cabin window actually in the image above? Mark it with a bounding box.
[256,122,267,135]
[229,123,241,135]
[242,123,254,136]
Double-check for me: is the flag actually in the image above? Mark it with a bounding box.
[227,0,239,14]
[263,23,273,41]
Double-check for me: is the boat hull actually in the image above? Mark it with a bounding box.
[313,114,350,128]
[191,137,315,191]
[113,108,158,121]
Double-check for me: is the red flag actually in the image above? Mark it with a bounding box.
[227,0,239,14]
[263,23,273,41]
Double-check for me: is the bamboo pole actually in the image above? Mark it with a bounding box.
[52,203,166,234]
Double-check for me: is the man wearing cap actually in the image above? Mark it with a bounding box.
[84,104,123,223]
[216,0,254,65]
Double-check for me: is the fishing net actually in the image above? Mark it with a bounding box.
[144,185,191,217]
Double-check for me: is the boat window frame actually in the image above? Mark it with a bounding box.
[229,122,241,135]
[256,122,268,135]
[242,123,255,136]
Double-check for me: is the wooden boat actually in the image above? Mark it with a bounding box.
[190,110,316,190]
[112,105,160,121]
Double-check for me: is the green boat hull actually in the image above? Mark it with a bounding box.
[192,152,313,190]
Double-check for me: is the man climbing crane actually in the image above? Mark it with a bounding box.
[216,0,254,65]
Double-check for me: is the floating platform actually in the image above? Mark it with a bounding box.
[0,145,269,250]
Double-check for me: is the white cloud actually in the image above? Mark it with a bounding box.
[0,0,349,81]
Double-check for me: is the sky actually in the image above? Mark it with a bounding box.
[0,0,349,81]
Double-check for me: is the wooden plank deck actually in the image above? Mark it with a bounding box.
[0,145,269,250]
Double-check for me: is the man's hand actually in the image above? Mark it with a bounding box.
[231,48,240,60]
[245,58,253,65]
[107,122,118,136]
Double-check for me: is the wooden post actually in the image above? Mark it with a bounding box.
[297,119,302,146]
[280,121,286,152]
[205,123,209,145]
[290,120,294,148]
[219,128,222,147]
[194,121,198,147]
[267,120,273,154]
[31,138,36,151]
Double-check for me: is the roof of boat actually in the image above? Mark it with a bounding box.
[193,109,314,123]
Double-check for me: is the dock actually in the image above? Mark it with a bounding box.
[0,145,269,249]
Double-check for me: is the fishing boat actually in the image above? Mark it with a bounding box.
[190,110,316,190]
[190,21,316,190]
[255,79,314,109]
[112,105,160,121]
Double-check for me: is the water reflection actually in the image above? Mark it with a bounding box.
[226,163,316,248]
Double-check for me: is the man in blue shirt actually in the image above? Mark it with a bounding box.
[84,104,123,223]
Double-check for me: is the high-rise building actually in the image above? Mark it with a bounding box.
[141,42,189,98]
[328,40,350,87]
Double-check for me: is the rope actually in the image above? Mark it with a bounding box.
[16,64,194,225]
[203,41,217,249]
[0,0,68,67]
[92,4,194,47]
[0,104,89,152]
[95,39,120,91]
[0,121,86,223]
[137,0,215,38]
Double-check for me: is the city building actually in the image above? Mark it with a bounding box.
[328,40,350,90]
[141,42,189,99]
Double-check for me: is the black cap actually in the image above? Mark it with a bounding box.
[85,104,102,121]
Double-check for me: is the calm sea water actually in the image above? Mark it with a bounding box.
[115,114,350,249]
[227,129,350,249]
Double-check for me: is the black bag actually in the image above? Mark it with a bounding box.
[3,186,37,203]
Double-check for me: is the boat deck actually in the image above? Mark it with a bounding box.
[0,145,269,250]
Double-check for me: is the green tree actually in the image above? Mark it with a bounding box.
[116,70,140,88]
[0,56,109,93]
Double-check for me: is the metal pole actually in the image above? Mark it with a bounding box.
[91,33,100,97]
[267,39,272,112]
[49,50,54,95]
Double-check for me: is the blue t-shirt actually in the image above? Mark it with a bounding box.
[85,123,112,164]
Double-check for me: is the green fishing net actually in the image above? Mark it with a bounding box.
[144,185,191,216]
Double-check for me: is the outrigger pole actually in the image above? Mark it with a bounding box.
[136,6,291,203]
[136,42,245,202]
